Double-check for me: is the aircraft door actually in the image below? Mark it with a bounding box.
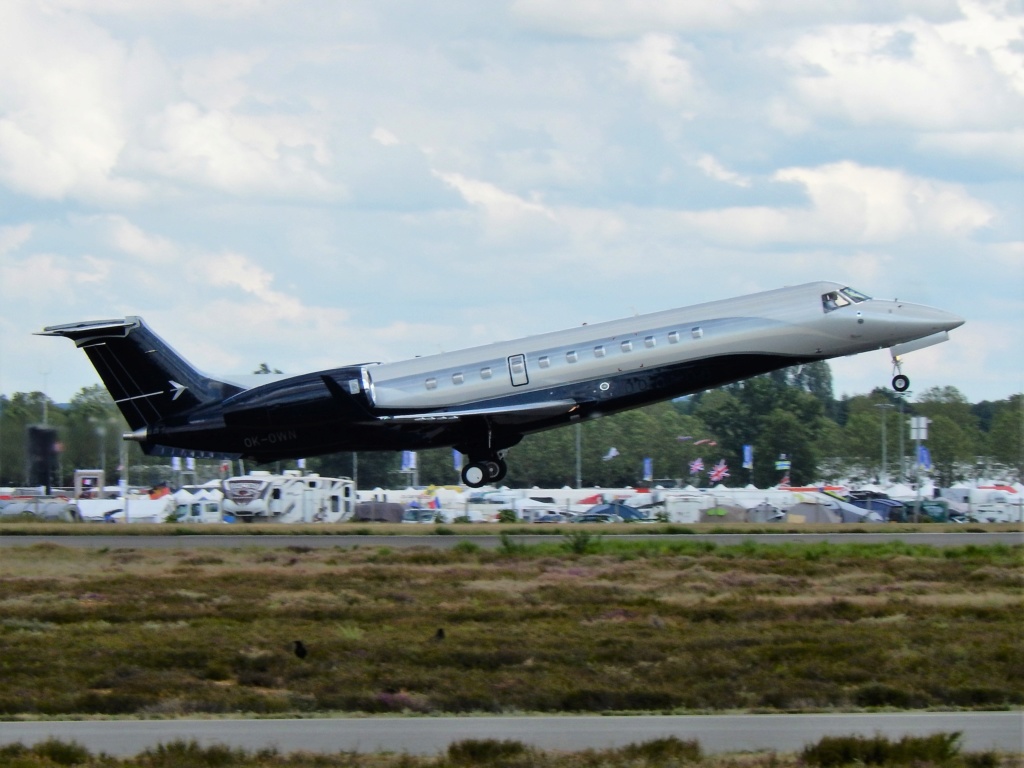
[508,354,529,387]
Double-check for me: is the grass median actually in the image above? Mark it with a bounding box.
[0,537,1021,717]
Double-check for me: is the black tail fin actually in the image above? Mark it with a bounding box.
[39,317,243,430]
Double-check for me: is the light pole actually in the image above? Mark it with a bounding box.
[875,403,895,485]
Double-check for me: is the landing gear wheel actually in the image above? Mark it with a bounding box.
[486,459,508,483]
[462,463,487,488]
[461,455,509,488]
[892,374,910,392]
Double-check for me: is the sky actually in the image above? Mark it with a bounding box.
[0,0,1021,408]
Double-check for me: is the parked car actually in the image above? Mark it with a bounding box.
[533,512,575,524]
[582,502,646,521]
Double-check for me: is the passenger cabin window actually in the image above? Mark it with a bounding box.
[691,326,703,339]
[668,331,680,344]
[644,336,656,348]
[481,367,493,379]
[621,340,632,353]
[538,355,551,368]
[594,345,606,358]
[566,351,578,363]
[425,377,438,390]
[452,373,464,385]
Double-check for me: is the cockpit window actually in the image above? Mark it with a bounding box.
[822,291,849,312]
[822,287,871,312]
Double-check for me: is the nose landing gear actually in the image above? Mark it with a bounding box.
[891,355,910,392]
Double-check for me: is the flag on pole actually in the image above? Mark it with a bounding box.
[742,445,753,469]
[709,459,730,483]
[643,457,653,482]
[917,445,932,469]
[401,451,417,471]
[602,447,620,461]
[689,457,704,474]
[453,449,462,472]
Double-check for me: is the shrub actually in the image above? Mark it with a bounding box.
[139,739,248,767]
[30,738,92,766]
[562,530,600,555]
[447,738,530,764]
[452,540,481,555]
[618,736,702,763]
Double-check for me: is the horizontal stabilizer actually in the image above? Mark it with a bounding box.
[380,399,579,424]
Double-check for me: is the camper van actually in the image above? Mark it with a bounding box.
[221,471,355,523]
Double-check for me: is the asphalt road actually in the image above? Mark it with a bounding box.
[1,712,1021,756]
[1,531,1021,549]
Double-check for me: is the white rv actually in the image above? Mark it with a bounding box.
[221,471,355,523]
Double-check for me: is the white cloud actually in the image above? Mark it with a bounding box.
[51,0,279,18]
[0,224,33,255]
[676,162,993,246]
[779,7,1023,131]
[616,34,697,108]
[695,154,752,187]
[0,3,146,203]
[372,127,401,147]
[513,0,759,37]
[133,102,340,198]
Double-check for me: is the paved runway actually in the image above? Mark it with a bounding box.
[1,712,1021,756]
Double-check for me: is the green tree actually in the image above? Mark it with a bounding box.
[925,413,976,486]
[752,409,818,487]
[987,395,1023,480]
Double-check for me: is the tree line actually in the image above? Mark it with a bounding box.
[1,361,1021,490]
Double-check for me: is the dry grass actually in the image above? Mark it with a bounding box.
[0,538,1020,718]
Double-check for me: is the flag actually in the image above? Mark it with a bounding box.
[643,457,653,482]
[689,457,704,474]
[918,445,932,469]
[602,447,620,461]
[709,459,729,483]
[428,496,441,509]
[186,457,195,471]
[742,444,753,469]
[453,449,462,471]
[171,457,182,471]
[401,451,417,471]
[297,458,306,469]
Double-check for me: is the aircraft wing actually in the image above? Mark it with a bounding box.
[379,399,580,424]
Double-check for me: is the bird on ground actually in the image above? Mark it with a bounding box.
[293,640,308,659]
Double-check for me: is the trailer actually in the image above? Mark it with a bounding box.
[221,471,355,523]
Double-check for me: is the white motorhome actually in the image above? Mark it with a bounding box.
[221,471,355,523]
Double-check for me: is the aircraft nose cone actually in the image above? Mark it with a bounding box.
[901,303,965,334]
[939,309,966,332]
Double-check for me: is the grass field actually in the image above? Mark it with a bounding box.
[0,535,1021,718]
